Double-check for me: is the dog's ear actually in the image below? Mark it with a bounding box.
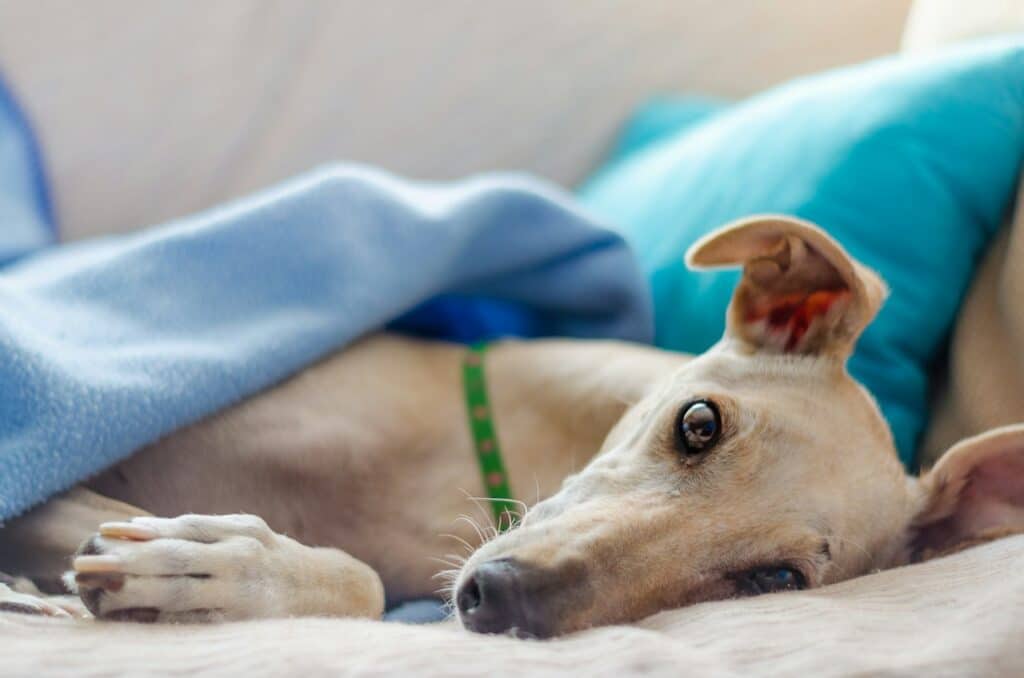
[686,215,887,358]
[911,425,1024,559]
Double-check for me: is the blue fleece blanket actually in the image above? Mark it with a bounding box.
[0,90,652,521]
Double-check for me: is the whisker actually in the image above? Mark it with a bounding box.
[464,494,529,519]
[461,490,499,532]
[428,556,464,570]
[442,552,467,565]
[455,514,487,544]
[437,595,458,616]
[429,564,462,575]
[431,568,461,582]
[439,532,475,554]
[500,507,520,532]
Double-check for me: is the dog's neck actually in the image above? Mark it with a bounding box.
[482,339,688,504]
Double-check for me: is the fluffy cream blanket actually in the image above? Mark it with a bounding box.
[4,535,1022,677]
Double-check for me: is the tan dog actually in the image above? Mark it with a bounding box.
[1,216,1022,637]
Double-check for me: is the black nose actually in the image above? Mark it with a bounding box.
[457,559,545,637]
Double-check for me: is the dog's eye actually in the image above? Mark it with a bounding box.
[740,567,806,595]
[676,400,721,455]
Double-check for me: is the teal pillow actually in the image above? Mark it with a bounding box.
[579,37,1024,466]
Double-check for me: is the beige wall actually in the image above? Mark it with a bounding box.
[0,1,911,239]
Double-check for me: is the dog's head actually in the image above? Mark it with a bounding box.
[455,216,1024,638]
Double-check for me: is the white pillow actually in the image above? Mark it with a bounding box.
[903,0,1024,52]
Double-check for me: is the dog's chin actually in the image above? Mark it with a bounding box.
[456,611,560,639]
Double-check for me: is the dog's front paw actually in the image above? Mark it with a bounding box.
[0,582,74,618]
[73,514,292,623]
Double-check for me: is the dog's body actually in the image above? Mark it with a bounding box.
[2,334,681,620]
[2,216,1023,636]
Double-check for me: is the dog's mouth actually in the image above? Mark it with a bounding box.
[452,552,804,636]
[454,557,591,638]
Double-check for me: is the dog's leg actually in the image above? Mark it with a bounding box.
[73,513,384,623]
[0,486,146,618]
[0,486,147,583]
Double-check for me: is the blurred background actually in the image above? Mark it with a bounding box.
[0,1,914,240]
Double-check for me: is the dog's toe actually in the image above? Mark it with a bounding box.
[75,572,126,617]
[76,533,106,557]
[0,583,72,618]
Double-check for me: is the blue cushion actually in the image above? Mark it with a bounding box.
[579,37,1024,466]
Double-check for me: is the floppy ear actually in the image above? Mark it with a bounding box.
[686,215,887,358]
[912,424,1024,560]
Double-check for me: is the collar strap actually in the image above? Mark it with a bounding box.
[462,342,517,531]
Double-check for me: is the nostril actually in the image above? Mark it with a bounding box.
[456,575,482,616]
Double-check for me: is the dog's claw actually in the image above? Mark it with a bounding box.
[73,555,124,573]
[99,521,159,541]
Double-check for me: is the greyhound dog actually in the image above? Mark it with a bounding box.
[1,215,1022,638]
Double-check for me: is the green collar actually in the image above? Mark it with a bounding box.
[462,342,517,531]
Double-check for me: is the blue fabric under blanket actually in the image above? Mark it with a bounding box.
[0,160,653,520]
